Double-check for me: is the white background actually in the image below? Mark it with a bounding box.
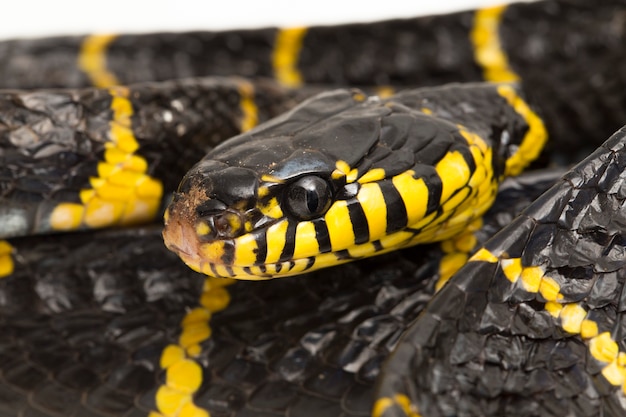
[0,1,528,40]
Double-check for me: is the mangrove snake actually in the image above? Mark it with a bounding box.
[1,0,626,416]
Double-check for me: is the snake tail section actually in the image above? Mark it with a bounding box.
[163,82,546,279]
[375,126,626,416]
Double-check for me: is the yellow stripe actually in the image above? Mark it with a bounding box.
[470,6,519,82]
[470,249,626,392]
[151,277,234,417]
[324,200,355,251]
[375,86,396,99]
[356,183,387,241]
[233,233,258,267]
[78,34,120,88]
[435,151,470,205]
[435,222,480,291]
[372,397,395,417]
[237,79,259,132]
[496,85,548,177]
[272,27,307,87]
[391,171,429,226]
[0,240,14,278]
[469,247,498,263]
[264,220,289,264]
[292,221,319,260]
[49,87,163,232]
[372,394,422,417]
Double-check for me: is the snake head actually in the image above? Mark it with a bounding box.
[163,88,501,279]
[162,138,342,280]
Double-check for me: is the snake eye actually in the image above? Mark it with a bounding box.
[285,176,332,220]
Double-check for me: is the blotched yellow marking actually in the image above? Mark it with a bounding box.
[325,200,355,251]
[258,197,283,219]
[200,240,226,264]
[496,85,548,176]
[358,168,386,184]
[436,252,468,291]
[410,127,495,245]
[347,241,378,258]
[519,266,543,293]
[272,27,307,87]
[375,86,396,98]
[378,230,414,252]
[471,6,519,82]
[332,160,359,182]
[590,332,619,364]
[501,257,522,283]
[435,151,470,203]
[545,300,563,318]
[581,319,599,339]
[470,248,626,392]
[0,240,14,278]
[435,224,480,291]
[78,34,120,88]
[195,221,211,236]
[451,229,478,253]
[392,171,429,226]
[372,394,422,417]
[372,397,395,417]
[260,174,285,184]
[264,220,289,264]
[151,277,234,417]
[292,221,319,259]
[237,80,258,132]
[602,360,626,386]
[469,247,498,263]
[49,87,163,232]
[356,183,387,240]
[538,276,562,302]
[472,7,548,177]
[233,233,258,267]
[560,303,587,334]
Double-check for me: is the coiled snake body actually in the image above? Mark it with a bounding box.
[1,1,626,416]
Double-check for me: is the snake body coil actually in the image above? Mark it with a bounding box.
[1,1,626,417]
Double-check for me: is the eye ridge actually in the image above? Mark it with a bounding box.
[284,175,332,220]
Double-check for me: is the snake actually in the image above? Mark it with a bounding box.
[1,0,626,416]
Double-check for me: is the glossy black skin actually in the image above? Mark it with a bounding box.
[378,128,626,417]
[0,169,561,417]
[0,0,625,416]
[0,1,623,159]
[174,84,529,248]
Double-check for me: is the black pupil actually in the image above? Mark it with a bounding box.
[286,176,330,220]
[305,190,320,212]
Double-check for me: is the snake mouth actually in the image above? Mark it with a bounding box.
[163,206,417,280]
[163,203,290,280]
[163,213,310,280]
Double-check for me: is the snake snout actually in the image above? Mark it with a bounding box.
[162,211,198,260]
